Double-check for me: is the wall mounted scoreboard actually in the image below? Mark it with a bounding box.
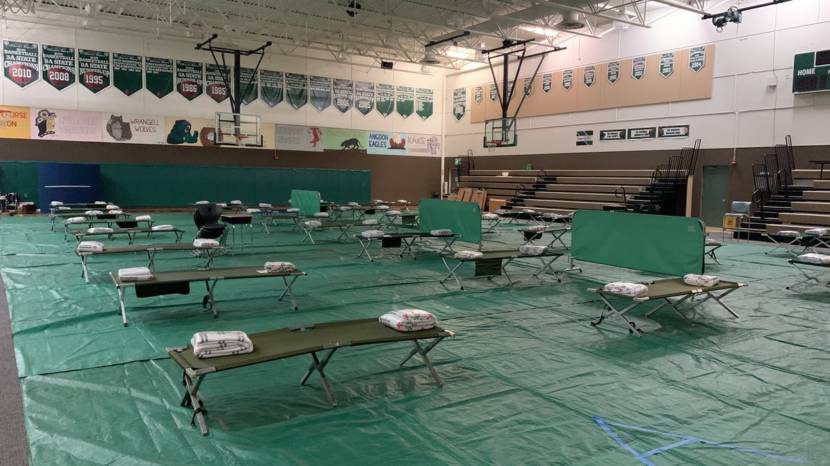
[793,49,830,94]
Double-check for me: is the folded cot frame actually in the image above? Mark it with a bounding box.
[355,232,459,262]
[301,220,378,244]
[440,249,565,290]
[519,225,570,249]
[786,259,830,290]
[63,218,155,240]
[73,227,185,245]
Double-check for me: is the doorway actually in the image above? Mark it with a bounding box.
[701,165,731,228]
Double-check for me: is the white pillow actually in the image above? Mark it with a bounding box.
[65,216,87,224]
[338,206,352,211]
[313,212,329,218]
[258,203,272,208]
[230,200,242,205]
[683,274,720,287]
[482,213,498,220]
[94,201,106,205]
[85,210,104,216]
[195,200,210,205]
[379,309,436,332]
[216,203,227,208]
[108,210,124,215]
[106,204,119,210]
[396,199,409,204]
[430,229,453,237]
[376,205,390,211]
[246,208,261,214]
[193,238,220,248]
[454,250,483,260]
[348,202,360,207]
[798,253,830,265]
[804,228,829,237]
[58,206,70,211]
[152,224,175,231]
[360,229,385,239]
[264,261,297,273]
[135,215,152,222]
[519,244,547,256]
[526,225,546,233]
[602,282,648,297]
[76,241,104,253]
[87,227,113,234]
[778,230,800,238]
[286,208,300,213]
[118,267,153,281]
[386,210,401,216]
[304,220,322,229]
[50,201,63,206]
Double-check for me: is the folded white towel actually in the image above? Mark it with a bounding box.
[108,210,124,215]
[386,210,401,216]
[286,208,300,213]
[58,206,70,211]
[338,206,352,211]
[246,208,261,213]
[374,199,386,204]
[455,250,483,260]
[683,274,720,287]
[195,200,210,205]
[519,244,547,256]
[85,210,104,216]
[602,282,648,297]
[106,204,120,210]
[76,241,104,253]
[797,253,830,265]
[50,201,63,206]
[361,229,385,239]
[304,220,322,229]
[396,199,409,204]
[191,331,253,359]
[94,201,106,205]
[118,267,153,282]
[705,238,721,246]
[65,216,87,224]
[264,261,297,273]
[193,238,221,248]
[348,202,360,207]
[259,203,272,208]
[482,213,499,220]
[216,203,227,208]
[430,229,453,237]
[379,309,436,332]
[362,219,379,226]
[803,228,829,237]
[87,227,113,234]
[152,224,175,231]
[376,205,390,211]
[313,212,330,218]
[135,215,152,222]
[230,200,242,205]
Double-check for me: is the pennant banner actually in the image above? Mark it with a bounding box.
[659,52,674,78]
[632,56,646,80]
[333,79,353,113]
[689,46,706,72]
[489,84,498,101]
[474,86,483,103]
[205,64,229,103]
[41,45,75,91]
[31,108,102,141]
[309,75,332,111]
[584,66,596,87]
[523,77,533,96]
[415,87,433,120]
[286,73,307,109]
[239,67,258,105]
[4,40,40,88]
[452,87,466,121]
[145,57,174,98]
[607,62,620,84]
[354,81,374,115]
[78,49,110,93]
[542,74,552,93]
[112,53,142,96]
[175,60,203,100]
[396,85,414,118]
[563,70,573,90]
[260,70,284,107]
[376,83,394,117]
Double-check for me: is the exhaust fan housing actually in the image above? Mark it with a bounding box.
[420,49,440,65]
[557,11,585,30]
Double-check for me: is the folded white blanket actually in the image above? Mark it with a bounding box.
[76,241,104,253]
[777,230,800,238]
[348,202,360,207]
[396,199,409,204]
[430,229,453,237]
[379,309,436,332]
[798,253,830,265]
[191,331,254,359]
[286,208,300,213]
[259,203,272,208]
[495,209,507,214]
[216,203,227,208]
[312,212,330,218]
[246,208,261,213]
[264,261,297,273]
[523,209,536,214]
[542,213,563,220]
[526,225,546,233]
[361,229,385,239]
[338,206,352,211]
[519,244,547,256]
[58,206,70,211]
[482,213,499,220]
[106,204,120,210]
[108,210,124,215]
[94,201,106,205]
[135,215,152,222]
[152,224,175,231]
[195,200,210,205]
[362,219,379,226]
[85,210,104,216]
[376,205,390,211]
[65,216,87,224]
[602,282,649,297]
[230,200,242,205]
[386,210,401,216]
[87,227,113,234]
[455,250,483,260]
[193,238,221,248]
[803,228,829,237]
[50,201,63,206]
[118,267,153,282]
[704,238,721,246]
[304,220,322,229]
[683,274,720,287]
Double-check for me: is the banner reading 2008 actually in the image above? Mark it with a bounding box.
[78,49,110,93]
[41,45,75,91]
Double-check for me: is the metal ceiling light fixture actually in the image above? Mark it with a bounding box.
[420,48,440,65]
[556,11,585,30]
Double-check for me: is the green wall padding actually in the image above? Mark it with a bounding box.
[572,210,704,276]
[418,199,481,244]
[290,190,322,215]
[0,161,39,203]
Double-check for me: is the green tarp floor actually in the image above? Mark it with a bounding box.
[1,214,828,465]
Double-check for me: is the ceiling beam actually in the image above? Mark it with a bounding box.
[651,0,711,15]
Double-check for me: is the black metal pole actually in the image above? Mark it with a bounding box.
[501,53,508,119]
[232,52,242,114]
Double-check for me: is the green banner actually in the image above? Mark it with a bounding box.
[286,73,307,109]
[239,67,258,105]
[607,61,620,84]
[632,56,646,80]
[78,49,110,93]
[112,53,142,96]
[175,60,203,100]
[376,83,394,117]
[333,79,353,113]
[584,66,595,87]
[205,63,228,103]
[309,75,331,111]
[41,45,75,91]
[145,57,173,98]
[542,74,551,93]
[355,81,374,115]
[396,85,414,118]
[453,87,466,120]
[689,46,706,72]
[415,88,433,120]
[3,40,39,88]
[260,70,283,107]
[563,70,573,90]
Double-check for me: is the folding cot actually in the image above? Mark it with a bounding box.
[590,278,745,336]
[301,219,380,244]
[481,213,502,233]
[110,265,307,326]
[63,217,154,239]
[252,208,301,233]
[355,231,459,261]
[52,211,132,231]
[786,256,830,290]
[704,238,723,264]
[440,248,565,290]
[73,226,184,244]
[168,318,454,435]
[75,242,223,282]
[518,224,570,249]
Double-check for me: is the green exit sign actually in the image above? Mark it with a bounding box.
[793,50,830,94]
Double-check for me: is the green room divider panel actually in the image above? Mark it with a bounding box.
[0,161,39,203]
[572,210,705,276]
[418,199,481,244]
[290,190,321,215]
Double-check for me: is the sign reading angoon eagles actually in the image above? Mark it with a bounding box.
[415,87,433,120]
[286,73,307,109]
[260,70,284,107]
[205,63,229,103]
[175,60,203,100]
[144,57,174,98]
[453,87,466,120]
[396,86,415,118]
[309,75,332,111]
[355,81,374,115]
[239,67,258,105]
[333,79,353,113]
[4,40,40,88]
[112,53,142,96]
[41,45,76,91]
[78,49,110,93]
[376,83,394,117]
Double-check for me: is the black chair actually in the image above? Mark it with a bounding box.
[194,204,226,241]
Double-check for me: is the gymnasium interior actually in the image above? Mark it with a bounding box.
[0,0,829,464]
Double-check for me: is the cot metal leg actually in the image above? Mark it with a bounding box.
[146,250,157,271]
[440,257,465,290]
[181,372,209,436]
[438,237,457,255]
[336,225,352,241]
[400,237,419,258]
[277,275,301,310]
[686,288,741,319]
[787,263,827,290]
[127,232,135,245]
[532,255,563,281]
[592,296,643,336]
[116,285,129,327]
[300,349,338,406]
[356,238,374,262]
[301,226,316,244]
[80,255,90,283]
[548,230,569,250]
[202,280,219,317]
[705,245,722,264]
[645,295,694,321]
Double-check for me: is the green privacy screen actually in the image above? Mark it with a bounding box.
[290,190,321,215]
[418,199,481,244]
[0,161,39,202]
[572,210,704,276]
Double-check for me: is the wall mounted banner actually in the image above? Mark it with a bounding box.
[542,73,552,92]
[144,57,174,98]
[260,70,284,107]
[309,75,332,111]
[0,106,31,139]
[367,131,407,155]
[415,87,433,119]
[285,73,308,109]
[323,127,368,151]
[584,66,596,87]
[239,67,258,105]
[41,45,76,91]
[112,53,142,96]
[30,108,102,141]
[658,125,690,138]
[659,52,674,78]
[599,129,626,141]
[332,78,353,113]
[523,77,533,96]
[689,46,706,72]
[407,133,441,156]
[632,56,646,80]
[396,86,414,118]
[78,49,110,93]
[627,127,656,140]
[3,40,40,88]
[205,64,229,103]
[175,60,203,100]
[576,130,593,146]
[563,70,573,90]
[376,83,394,116]
[474,85,483,103]
[355,81,374,115]
[102,114,164,144]
[607,62,620,84]
[489,84,498,101]
[276,124,323,152]
[453,87,466,120]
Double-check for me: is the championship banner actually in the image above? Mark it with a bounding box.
[309,75,332,111]
[239,67,258,105]
[276,124,323,152]
[607,62,620,84]
[0,106,31,139]
[323,127,368,151]
[78,49,110,93]
[376,83,394,117]
[286,73,307,109]
[563,70,573,90]
[396,85,414,118]
[145,57,174,98]
[260,70,284,107]
[584,66,596,87]
[474,86,483,103]
[689,46,706,72]
[205,64,229,103]
[452,87,466,120]
[523,77,533,96]
[632,56,646,80]
[415,87,433,120]
[102,114,165,144]
[659,52,674,78]
[367,131,408,155]
[542,74,552,93]
[30,108,102,141]
[355,81,374,115]
[489,84,498,101]
[112,53,142,96]
[175,60,203,100]
[333,79,353,113]
[41,45,75,91]
[3,40,39,88]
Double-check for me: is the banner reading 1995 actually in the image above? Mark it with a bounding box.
[78,49,110,93]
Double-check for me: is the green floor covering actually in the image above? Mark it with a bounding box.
[2,214,829,465]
